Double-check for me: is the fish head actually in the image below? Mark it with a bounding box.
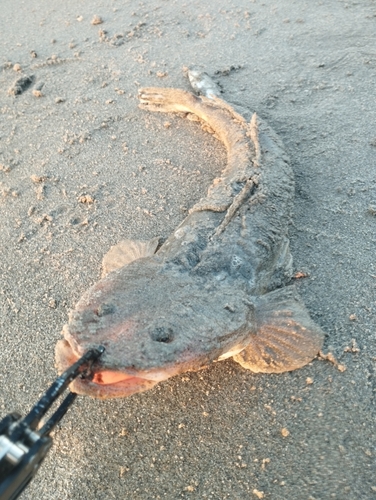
[56,259,252,399]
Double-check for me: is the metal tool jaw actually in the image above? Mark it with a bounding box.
[0,346,104,500]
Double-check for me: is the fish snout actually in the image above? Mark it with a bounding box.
[65,310,99,338]
[67,310,105,339]
[69,302,116,329]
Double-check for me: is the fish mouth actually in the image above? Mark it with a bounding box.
[55,339,168,399]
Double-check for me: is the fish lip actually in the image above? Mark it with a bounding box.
[68,373,158,399]
[55,336,170,399]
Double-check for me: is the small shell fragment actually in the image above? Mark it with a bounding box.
[281,428,290,437]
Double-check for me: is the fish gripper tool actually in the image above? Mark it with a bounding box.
[0,346,105,500]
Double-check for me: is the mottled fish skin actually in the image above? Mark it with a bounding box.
[55,71,324,399]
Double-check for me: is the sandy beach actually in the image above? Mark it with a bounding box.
[0,1,375,498]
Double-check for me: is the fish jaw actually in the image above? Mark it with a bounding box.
[55,337,179,399]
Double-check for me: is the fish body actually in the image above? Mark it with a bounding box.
[56,72,324,399]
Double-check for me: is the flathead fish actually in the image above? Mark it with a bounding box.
[55,71,324,398]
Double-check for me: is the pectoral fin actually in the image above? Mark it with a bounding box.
[101,238,159,277]
[233,286,324,373]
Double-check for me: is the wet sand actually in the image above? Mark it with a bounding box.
[0,1,375,498]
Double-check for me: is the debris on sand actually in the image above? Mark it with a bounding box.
[8,75,34,96]
[32,81,44,97]
[78,194,95,204]
[0,164,11,173]
[319,351,346,372]
[91,15,103,25]
[344,339,360,354]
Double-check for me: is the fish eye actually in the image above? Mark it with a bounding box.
[150,327,174,343]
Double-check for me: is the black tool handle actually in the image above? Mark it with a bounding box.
[0,346,105,500]
[0,436,52,500]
